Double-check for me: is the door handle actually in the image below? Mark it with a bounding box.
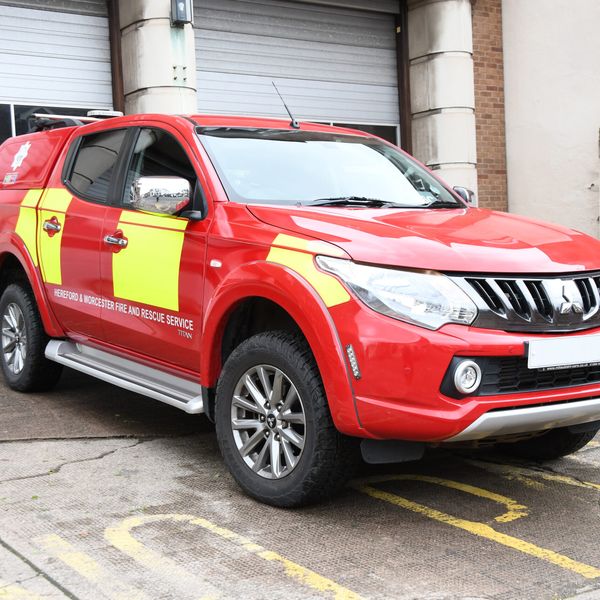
[42,216,61,236]
[104,230,128,252]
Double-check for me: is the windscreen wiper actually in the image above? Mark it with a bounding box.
[424,199,464,209]
[306,196,414,208]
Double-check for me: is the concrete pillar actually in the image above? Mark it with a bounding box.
[119,0,196,114]
[407,0,478,196]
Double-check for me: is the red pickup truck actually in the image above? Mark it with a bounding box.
[0,112,599,506]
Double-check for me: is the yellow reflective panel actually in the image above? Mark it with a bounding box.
[37,188,72,285]
[119,210,188,230]
[112,211,186,311]
[267,246,350,308]
[15,189,43,267]
[40,188,72,213]
[273,233,347,258]
[20,188,43,208]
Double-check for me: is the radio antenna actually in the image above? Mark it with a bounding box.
[272,81,300,129]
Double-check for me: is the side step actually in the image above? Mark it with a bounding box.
[45,340,204,414]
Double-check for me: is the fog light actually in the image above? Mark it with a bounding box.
[453,360,482,395]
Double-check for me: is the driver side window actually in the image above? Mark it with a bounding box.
[123,128,197,207]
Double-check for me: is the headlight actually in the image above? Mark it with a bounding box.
[316,256,477,330]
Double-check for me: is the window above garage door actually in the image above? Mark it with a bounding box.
[194,0,401,134]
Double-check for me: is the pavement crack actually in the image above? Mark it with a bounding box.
[0,439,145,484]
[0,573,41,591]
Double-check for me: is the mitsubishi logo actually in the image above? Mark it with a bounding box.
[559,284,584,314]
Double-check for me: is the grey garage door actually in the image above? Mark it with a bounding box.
[0,0,112,107]
[194,0,400,127]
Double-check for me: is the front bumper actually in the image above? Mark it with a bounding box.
[445,397,600,441]
[329,300,600,441]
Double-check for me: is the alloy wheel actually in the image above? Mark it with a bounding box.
[2,302,27,374]
[230,364,306,479]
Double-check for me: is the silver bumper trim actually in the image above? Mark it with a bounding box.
[446,397,600,442]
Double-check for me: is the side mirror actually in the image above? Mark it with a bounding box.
[453,186,476,205]
[131,176,191,216]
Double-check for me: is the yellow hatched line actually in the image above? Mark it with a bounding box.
[105,513,362,600]
[465,459,600,491]
[359,474,528,523]
[36,534,148,600]
[354,478,600,579]
[0,579,43,600]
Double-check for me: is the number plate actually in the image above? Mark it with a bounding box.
[528,334,600,370]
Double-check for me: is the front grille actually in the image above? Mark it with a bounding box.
[441,356,600,398]
[479,357,600,395]
[452,273,600,332]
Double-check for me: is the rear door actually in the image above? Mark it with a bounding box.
[38,127,128,340]
[100,123,208,371]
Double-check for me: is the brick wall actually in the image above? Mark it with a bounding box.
[471,0,508,211]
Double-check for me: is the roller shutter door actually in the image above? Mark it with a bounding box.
[194,0,399,126]
[0,0,112,107]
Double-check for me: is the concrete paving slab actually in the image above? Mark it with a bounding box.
[0,369,208,441]
[0,372,599,599]
[0,434,599,600]
[0,542,68,599]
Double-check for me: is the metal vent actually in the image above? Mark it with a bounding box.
[453,274,600,333]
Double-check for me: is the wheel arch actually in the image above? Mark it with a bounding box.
[0,234,63,337]
[201,262,363,436]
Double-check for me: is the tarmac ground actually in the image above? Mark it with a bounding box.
[1,368,599,600]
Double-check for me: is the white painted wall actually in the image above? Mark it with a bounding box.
[503,0,600,235]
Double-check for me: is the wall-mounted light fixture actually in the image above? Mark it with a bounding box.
[171,0,193,26]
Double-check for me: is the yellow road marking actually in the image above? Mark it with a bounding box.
[0,579,43,600]
[106,513,362,600]
[36,534,148,600]
[359,474,528,522]
[466,459,600,492]
[354,476,600,579]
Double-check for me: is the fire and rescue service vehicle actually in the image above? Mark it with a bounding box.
[0,111,599,507]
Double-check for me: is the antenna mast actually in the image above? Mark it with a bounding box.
[272,82,300,129]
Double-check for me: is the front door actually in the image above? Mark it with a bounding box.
[38,128,127,340]
[100,125,207,372]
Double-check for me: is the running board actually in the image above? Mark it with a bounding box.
[45,340,204,414]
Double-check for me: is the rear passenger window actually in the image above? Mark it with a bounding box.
[122,128,196,206]
[67,129,127,202]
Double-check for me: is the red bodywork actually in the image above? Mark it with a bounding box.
[2,114,600,441]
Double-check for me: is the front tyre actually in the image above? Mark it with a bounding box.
[215,331,353,507]
[0,282,62,392]
[497,426,598,460]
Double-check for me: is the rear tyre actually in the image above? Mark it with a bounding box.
[0,282,62,392]
[497,426,598,460]
[215,331,355,507]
